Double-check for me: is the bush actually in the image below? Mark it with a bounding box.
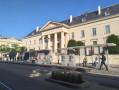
[66,73,72,82]
[77,74,83,82]
[51,71,83,83]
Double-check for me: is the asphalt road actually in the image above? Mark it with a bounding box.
[0,62,119,90]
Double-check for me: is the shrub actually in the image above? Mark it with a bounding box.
[51,71,83,83]
[66,73,72,82]
[77,74,83,82]
[71,73,77,83]
[62,72,67,80]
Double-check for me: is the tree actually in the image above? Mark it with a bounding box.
[0,44,10,54]
[10,44,20,53]
[19,47,27,54]
[67,39,77,54]
[77,41,85,46]
[67,39,77,47]
[106,34,119,54]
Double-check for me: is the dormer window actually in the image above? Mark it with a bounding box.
[105,11,110,16]
[82,18,86,22]
[32,32,34,35]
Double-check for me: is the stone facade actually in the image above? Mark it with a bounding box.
[22,4,119,62]
[0,36,22,47]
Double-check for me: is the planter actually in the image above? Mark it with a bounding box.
[45,78,91,89]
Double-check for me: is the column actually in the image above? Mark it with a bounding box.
[54,33,57,53]
[48,35,51,50]
[42,36,44,49]
[61,31,64,53]
[61,31,64,48]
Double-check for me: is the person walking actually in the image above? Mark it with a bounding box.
[99,53,108,70]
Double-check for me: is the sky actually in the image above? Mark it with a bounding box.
[0,0,119,39]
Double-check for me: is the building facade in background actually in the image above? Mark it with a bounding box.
[22,4,119,62]
[0,36,22,47]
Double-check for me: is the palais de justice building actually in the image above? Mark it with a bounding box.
[22,4,119,62]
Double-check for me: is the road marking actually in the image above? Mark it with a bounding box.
[0,82,12,90]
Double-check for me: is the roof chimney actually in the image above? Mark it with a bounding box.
[70,15,72,23]
[98,5,101,15]
[36,26,39,32]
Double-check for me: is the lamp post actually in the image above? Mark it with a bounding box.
[44,36,49,49]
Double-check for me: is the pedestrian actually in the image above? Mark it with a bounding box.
[58,55,60,64]
[94,57,98,68]
[83,57,87,67]
[99,53,108,70]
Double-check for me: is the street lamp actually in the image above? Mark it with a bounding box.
[44,36,49,49]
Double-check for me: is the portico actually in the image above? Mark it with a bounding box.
[42,31,67,54]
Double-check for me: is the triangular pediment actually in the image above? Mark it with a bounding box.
[40,21,69,31]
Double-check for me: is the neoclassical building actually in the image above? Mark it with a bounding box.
[22,4,119,61]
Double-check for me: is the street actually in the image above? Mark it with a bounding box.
[0,62,119,90]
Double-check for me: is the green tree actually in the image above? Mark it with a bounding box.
[77,41,85,46]
[106,34,119,54]
[67,39,77,54]
[19,47,27,54]
[11,44,20,53]
[67,39,77,47]
[0,44,10,54]
[67,40,85,55]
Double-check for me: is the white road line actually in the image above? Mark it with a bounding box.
[0,82,12,90]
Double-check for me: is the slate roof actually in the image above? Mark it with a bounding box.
[60,4,119,26]
[24,4,119,38]
[25,28,41,37]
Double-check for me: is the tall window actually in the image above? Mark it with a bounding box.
[25,41,27,46]
[39,38,42,44]
[71,32,74,39]
[39,39,40,44]
[93,41,97,45]
[105,25,110,34]
[81,30,85,37]
[92,28,96,35]
[34,40,36,45]
[29,41,31,46]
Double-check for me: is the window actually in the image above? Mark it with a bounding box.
[93,41,97,45]
[81,30,85,37]
[29,41,31,46]
[105,11,110,16]
[92,28,96,36]
[32,32,35,35]
[105,25,110,34]
[25,41,27,46]
[34,40,36,45]
[39,39,40,44]
[71,32,74,39]
[82,18,86,22]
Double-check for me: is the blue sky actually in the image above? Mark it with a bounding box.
[0,0,119,39]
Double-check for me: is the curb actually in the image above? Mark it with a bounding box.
[45,78,91,89]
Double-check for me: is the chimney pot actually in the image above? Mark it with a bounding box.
[36,26,39,32]
[70,15,72,23]
[98,5,101,15]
